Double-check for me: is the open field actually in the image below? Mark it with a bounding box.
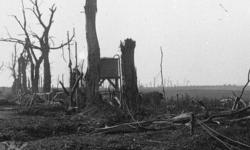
[142,86,250,100]
[3,85,250,100]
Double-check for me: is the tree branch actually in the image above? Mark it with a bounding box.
[71,73,83,95]
[47,4,56,30]
[232,69,250,110]
[59,81,70,96]
[50,33,75,50]
[0,62,4,71]
[30,0,46,29]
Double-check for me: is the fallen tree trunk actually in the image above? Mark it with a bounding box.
[92,106,250,135]
[204,106,250,124]
[93,120,164,134]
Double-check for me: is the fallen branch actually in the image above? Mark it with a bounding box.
[59,81,70,96]
[92,119,176,134]
[204,106,250,124]
[229,116,250,124]
[198,120,250,149]
[58,73,83,110]
[198,121,233,150]
[232,69,250,110]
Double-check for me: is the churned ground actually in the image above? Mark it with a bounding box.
[0,97,249,150]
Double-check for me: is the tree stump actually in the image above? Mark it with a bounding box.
[120,39,139,113]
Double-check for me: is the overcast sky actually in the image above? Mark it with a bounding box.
[1,0,250,87]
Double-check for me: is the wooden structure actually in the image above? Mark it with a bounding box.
[99,57,121,91]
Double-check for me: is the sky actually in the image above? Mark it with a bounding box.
[1,0,250,87]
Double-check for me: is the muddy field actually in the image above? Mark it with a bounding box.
[0,96,249,150]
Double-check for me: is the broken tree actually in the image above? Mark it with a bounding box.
[17,52,28,93]
[9,45,18,94]
[120,39,139,113]
[59,73,83,110]
[84,0,100,105]
[65,31,81,107]
[8,44,28,93]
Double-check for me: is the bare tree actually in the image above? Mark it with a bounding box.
[1,0,74,92]
[1,1,46,93]
[160,47,166,99]
[8,44,29,93]
[84,0,101,105]
[29,0,74,92]
[67,31,74,88]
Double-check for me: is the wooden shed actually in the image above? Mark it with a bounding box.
[99,57,121,91]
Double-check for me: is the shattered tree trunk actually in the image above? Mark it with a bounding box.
[69,62,74,88]
[27,47,43,93]
[10,46,18,94]
[27,53,40,93]
[20,55,27,92]
[43,50,51,92]
[120,39,139,112]
[33,59,43,93]
[84,0,100,105]
[33,66,40,93]
[17,57,22,92]
[30,63,36,92]
[25,41,36,93]
[67,31,74,89]
[17,55,27,93]
[11,79,19,94]
[22,65,27,92]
